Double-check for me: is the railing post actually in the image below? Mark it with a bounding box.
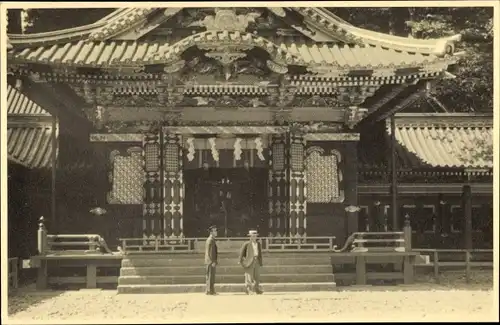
[37,216,48,255]
[121,239,127,254]
[403,214,412,252]
[11,258,19,290]
[433,250,439,283]
[88,235,98,252]
[465,250,471,284]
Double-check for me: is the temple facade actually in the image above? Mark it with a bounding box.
[6,7,492,255]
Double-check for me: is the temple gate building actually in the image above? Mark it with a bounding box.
[6,7,492,259]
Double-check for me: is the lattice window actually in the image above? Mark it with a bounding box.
[164,143,179,172]
[272,143,285,171]
[108,148,144,204]
[306,147,341,203]
[290,143,304,171]
[144,143,160,172]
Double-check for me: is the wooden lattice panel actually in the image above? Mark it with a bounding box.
[144,143,160,172]
[107,147,144,204]
[272,142,285,171]
[306,147,344,203]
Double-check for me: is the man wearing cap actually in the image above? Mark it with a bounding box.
[238,229,263,294]
[205,225,218,295]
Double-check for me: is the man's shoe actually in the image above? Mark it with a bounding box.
[245,287,251,295]
[255,290,264,295]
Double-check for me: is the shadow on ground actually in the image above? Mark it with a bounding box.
[8,285,65,316]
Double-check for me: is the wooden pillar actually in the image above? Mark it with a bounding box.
[142,132,162,239]
[390,115,398,230]
[345,141,359,236]
[371,201,384,232]
[163,132,184,238]
[268,134,287,237]
[289,133,306,238]
[436,194,445,235]
[462,184,472,249]
[51,115,58,232]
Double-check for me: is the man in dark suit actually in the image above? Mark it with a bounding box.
[238,230,263,295]
[205,225,218,295]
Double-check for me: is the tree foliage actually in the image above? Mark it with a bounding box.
[23,8,114,33]
[331,7,493,113]
[20,7,494,113]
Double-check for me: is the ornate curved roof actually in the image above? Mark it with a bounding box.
[7,7,461,57]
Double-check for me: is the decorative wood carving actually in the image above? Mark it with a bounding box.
[163,132,184,238]
[266,60,288,74]
[268,7,287,17]
[90,133,143,142]
[163,60,186,74]
[289,133,307,237]
[268,134,288,237]
[293,95,339,107]
[268,76,296,107]
[112,94,159,107]
[305,147,344,203]
[205,52,247,66]
[142,132,162,238]
[344,106,368,129]
[96,86,115,106]
[273,111,291,125]
[188,8,261,32]
[107,147,144,205]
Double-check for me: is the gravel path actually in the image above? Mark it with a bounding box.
[7,286,496,322]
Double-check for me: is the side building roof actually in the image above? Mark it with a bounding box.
[7,84,58,169]
[359,113,493,175]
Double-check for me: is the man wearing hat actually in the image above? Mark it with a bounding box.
[205,225,219,295]
[238,229,264,294]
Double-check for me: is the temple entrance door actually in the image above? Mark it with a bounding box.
[183,167,268,237]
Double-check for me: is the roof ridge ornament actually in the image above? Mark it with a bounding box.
[188,8,261,32]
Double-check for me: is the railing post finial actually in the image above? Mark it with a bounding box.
[39,216,46,231]
[37,216,48,255]
[404,213,411,228]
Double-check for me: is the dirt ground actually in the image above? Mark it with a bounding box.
[5,272,497,323]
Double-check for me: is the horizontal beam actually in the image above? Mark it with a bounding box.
[358,183,492,195]
[164,126,287,134]
[7,114,54,127]
[305,133,360,141]
[90,133,142,142]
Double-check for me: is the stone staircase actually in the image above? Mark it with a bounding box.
[118,252,336,294]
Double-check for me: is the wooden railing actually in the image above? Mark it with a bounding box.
[8,257,19,290]
[119,236,338,254]
[333,216,412,253]
[37,217,113,255]
[414,249,493,284]
[33,216,121,290]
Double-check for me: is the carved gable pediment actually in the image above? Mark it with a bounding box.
[96,7,345,43]
[179,55,271,85]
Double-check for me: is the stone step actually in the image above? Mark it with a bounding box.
[118,273,334,285]
[120,264,333,276]
[117,282,337,294]
[122,255,332,267]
